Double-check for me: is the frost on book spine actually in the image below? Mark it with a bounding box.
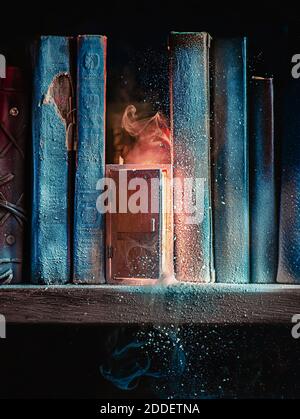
[73,35,107,284]
[277,47,300,283]
[250,77,277,283]
[31,36,73,284]
[170,32,214,283]
[211,37,249,283]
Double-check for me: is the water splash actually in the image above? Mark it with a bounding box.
[100,326,187,394]
[100,339,160,391]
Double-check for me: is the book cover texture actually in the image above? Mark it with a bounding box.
[73,35,106,283]
[212,37,249,283]
[170,32,214,283]
[31,36,73,284]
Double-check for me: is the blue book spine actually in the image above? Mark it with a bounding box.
[31,36,73,284]
[212,38,249,283]
[170,32,214,283]
[277,61,300,283]
[73,35,106,284]
[250,77,277,283]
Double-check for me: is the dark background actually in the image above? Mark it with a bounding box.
[1,324,300,398]
[0,1,300,398]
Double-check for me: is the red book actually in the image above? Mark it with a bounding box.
[0,67,28,283]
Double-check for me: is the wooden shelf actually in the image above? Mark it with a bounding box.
[0,283,299,325]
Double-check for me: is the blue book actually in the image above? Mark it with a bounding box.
[170,32,214,283]
[277,59,300,283]
[250,77,277,283]
[212,38,249,283]
[73,35,106,283]
[31,36,73,284]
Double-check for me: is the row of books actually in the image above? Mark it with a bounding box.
[0,33,297,285]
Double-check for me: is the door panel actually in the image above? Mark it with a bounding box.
[107,168,161,280]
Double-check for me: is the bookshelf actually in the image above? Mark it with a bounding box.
[0,9,297,328]
[0,284,298,325]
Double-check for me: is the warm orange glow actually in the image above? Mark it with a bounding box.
[121,105,172,164]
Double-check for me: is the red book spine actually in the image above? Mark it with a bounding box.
[0,67,28,283]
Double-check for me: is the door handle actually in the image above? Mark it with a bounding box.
[151,218,156,232]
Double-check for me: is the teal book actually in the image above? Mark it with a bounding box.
[73,35,107,283]
[211,38,249,283]
[250,77,277,283]
[31,36,74,284]
[277,32,300,283]
[170,32,214,283]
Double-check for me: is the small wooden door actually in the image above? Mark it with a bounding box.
[106,168,162,281]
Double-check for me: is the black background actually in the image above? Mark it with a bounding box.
[1,324,300,398]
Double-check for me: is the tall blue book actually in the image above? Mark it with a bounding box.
[211,38,249,283]
[277,40,300,283]
[73,35,107,283]
[250,77,277,283]
[170,32,214,283]
[31,36,74,284]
